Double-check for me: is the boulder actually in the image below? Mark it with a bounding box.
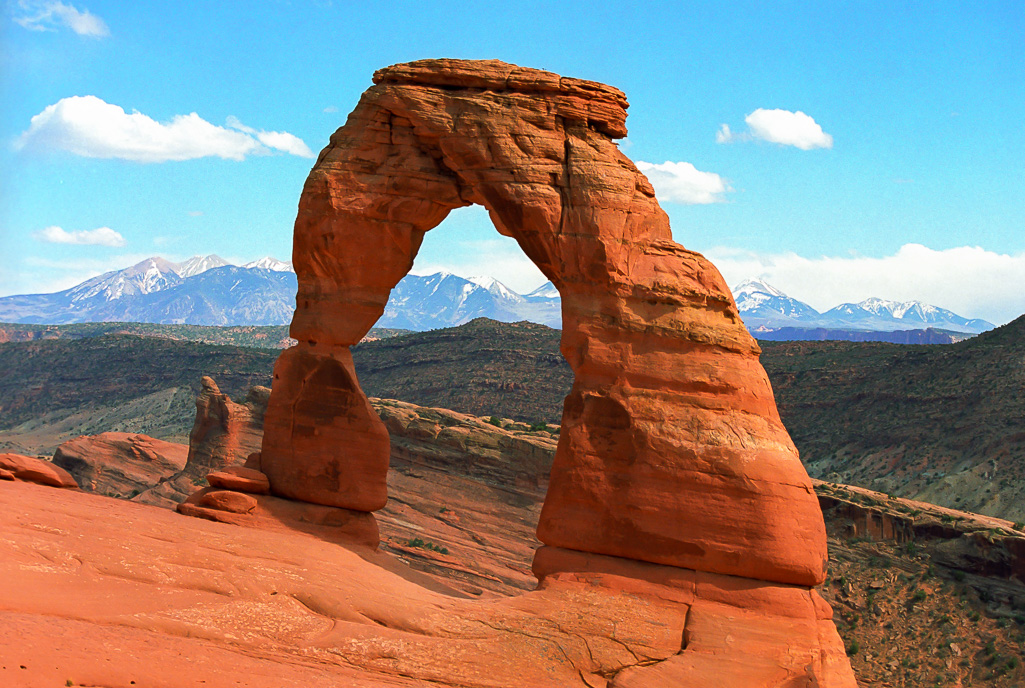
[178,486,379,549]
[52,432,187,498]
[0,453,78,488]
[198,489,258,514]
[207,466,271,494]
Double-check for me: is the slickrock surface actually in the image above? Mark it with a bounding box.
[261,58,827,588]
[52,432,187,498]
[136,377,268,507]
[0,481,854,688]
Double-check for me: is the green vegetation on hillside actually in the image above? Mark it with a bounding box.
[760,315,1025,520]
[353,318,571,425]
[0,322,409,349]
[0,335,277,431]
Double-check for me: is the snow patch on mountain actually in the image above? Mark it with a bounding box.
[527,282,560,299]
[174,255,231,278]
[243,257,294,272]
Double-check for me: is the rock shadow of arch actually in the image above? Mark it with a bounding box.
[260,59,827,588]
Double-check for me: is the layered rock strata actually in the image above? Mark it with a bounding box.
[262,58,826,586]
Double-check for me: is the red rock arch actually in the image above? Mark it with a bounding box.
[261,59,827,586]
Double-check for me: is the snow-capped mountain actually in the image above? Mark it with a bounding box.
[378,272,560,330]
[466,275,525,303]
[731,278,994,335]
[527,281,560,299]
[0,258,994,337]
[732,278,820,327]
[243,257,294,272]
[0,256,296,326]
[67,257,184,305]
[174,254,231,278]
[822,298,993,333]
[0,258,559,329]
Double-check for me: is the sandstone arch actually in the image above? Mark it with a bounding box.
[261,59,827,587]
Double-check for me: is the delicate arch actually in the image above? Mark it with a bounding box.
[261,59,827,586]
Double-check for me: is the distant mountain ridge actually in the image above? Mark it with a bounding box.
[0,255,994,337]
[0,256,562,329]
[733,278,993,335]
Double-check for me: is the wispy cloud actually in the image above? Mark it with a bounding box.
[13,0,109,37]
[635,161,731,204]
[32,225,125,246]
[16,96,314,162]
[717,108,833,150]
[705,243,1025,326]
[225,116,314,158]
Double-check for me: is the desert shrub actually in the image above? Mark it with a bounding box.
[406,537,449,555]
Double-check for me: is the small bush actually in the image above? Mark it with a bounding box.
[487,416,503,427]
[912,589,927,603]
[406,537,449,555]
[846,639,860,656]
[1014,522,1024,531]
[529,421,549,432]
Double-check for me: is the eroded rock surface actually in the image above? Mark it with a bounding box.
[52,432,187,498]
[137,377,268,507]
[0,452,77,489]
[262,57,826,587]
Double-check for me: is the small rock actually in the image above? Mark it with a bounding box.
[243,452,262,470]
[207,467,270,494]
[199,489,258,514]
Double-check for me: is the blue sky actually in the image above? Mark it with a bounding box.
[2,1,1023,323]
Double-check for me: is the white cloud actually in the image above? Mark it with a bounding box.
[225,116,314,158]
[635,161,731,204]
[704,243,1025,326]
[13,0,109,37]
[16,96,314,162]
[31,225,125,246]
[717,108,833,150]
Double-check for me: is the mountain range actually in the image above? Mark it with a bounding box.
[0,255,995,337]
[734,278,994,335]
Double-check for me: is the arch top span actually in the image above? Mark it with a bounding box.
[260,59,829,588]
